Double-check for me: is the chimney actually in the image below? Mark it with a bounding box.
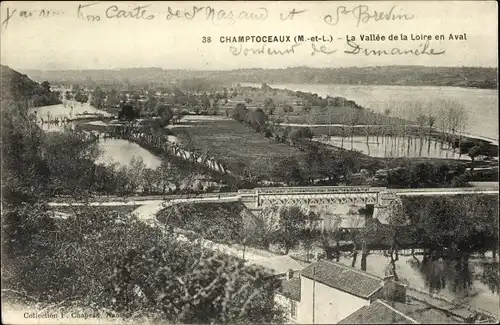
[287,269,294,280]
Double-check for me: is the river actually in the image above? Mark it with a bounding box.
[30,100,111,121]
[96,138,162,170]
[242,83,498,141]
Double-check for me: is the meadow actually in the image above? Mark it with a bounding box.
[172,118,309,182]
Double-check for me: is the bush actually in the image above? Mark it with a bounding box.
[2,203,285,323]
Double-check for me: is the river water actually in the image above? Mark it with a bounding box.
[96,138,162,170]
[242,83,498,141]
[316,135,469,160]
[30,100,111,121]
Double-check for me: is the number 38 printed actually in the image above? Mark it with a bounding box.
[202,36,212,43]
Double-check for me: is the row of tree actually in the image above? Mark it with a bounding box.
[28,81,62,107]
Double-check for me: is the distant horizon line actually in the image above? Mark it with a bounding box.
[11,64,499,72]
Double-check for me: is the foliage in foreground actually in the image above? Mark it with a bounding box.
[157,202,245,243]
[1,204,285,323]
[400,195,499,294]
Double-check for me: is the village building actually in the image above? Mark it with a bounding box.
[275,259,465,324]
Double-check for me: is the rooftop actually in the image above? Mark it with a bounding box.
[338,300,418,324]
[300,260,383,299]
[338,299,466,324]
[390,299,465,324]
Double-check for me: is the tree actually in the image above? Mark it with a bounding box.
[125,157,146,193]
[2,106,50,203]
[246,108,269,133]
[384,107,392,155]
[348,109,361,150]
[246,207,281,250]
[263,98,276,115]
[401,195,498,294]
[273,207,307,255]
[211,98,220,115]
[42,129,101,196]
[232,103,248,122]
[90,86,106,109]
[427,114,436,154]
[282,103,293,114]
[271,157,303,184]
[303,101,312,114]
[261,83,272,92]
[74,91,89,104]
[319,217,343,261]
[468,145,481,174]
[477,262,500,294]
[337,151,358,185]
[446,102,468,154]
[3,203,285,323]
[106,88,119,108]
[416,113,427,157]
[41,81,51,93]
[118,103,140,121]
[157,104,174,127]
[301,212,321,262]
[201,92,211,110]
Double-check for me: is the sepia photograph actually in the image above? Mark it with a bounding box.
[1,1,498,324]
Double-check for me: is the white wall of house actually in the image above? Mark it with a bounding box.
[275,294,300,323]
[299,276,370,324]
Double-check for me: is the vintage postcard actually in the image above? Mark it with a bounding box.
[1,1,498,324]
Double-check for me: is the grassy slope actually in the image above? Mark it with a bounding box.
[1,65,40,109]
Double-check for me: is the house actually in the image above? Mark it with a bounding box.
[299,260,406,324]
[276,260,407,324]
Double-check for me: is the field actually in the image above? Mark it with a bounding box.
[172,118,308,181]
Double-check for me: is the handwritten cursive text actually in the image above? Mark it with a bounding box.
[1,7,64,29]
[310,43,337,55]
[324,5,414,27]
[344,39,445,56]
[229,43,302,56]
[166,6,268,25]
[105,4,155,20]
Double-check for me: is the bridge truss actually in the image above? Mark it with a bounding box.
[257,193,379,207]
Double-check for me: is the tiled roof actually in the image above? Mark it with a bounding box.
[338,300,419,324]
[389,299,465,324]
[280,277,301,302]
[300,260,383,299]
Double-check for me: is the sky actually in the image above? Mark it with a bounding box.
[0,1,498,70]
